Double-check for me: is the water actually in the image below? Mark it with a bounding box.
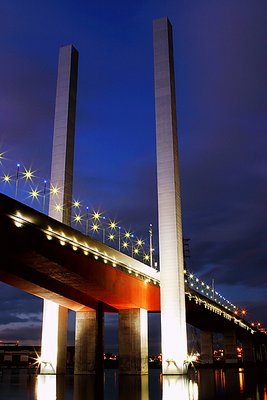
[0,367,266,400]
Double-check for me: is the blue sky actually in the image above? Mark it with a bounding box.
[0,0,266,352]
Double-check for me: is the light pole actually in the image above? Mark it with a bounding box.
[85,206,89,235]
[149,223,153,269]
[15,162,20,199]
[118,226,121,251]
[42,180,47,213]
[102,216,106,243]
[131,234,135,257]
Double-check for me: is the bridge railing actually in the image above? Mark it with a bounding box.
[0,154,156,266]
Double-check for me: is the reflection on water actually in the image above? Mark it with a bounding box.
[119,375,149,400]
[0,367,266,399]
[238,368,244,393]
[36,375,65,400]
[36,375,56,400]
[162,375,198,400]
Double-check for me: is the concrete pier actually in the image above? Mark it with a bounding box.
[74,305,104,374]
[200,330,214,364]
[242,335,255,363]
[118,309,148,375]
[40,301,68,374]
[40,44,78,374]
[223,330,237,364]
[153,17,188,374]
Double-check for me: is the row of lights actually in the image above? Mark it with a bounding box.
[1,153,252,321]
[184,269,236,312]
[10,211,159,287]
[185,291,254,334]
[72,205,151,261]
[250,322,267,334]
[0,156,155,266]
[46,227,158,285]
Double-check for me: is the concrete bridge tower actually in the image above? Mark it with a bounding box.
[40,44,78,374]
[153,17,188,374]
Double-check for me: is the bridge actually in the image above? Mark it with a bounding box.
[0,17,266,376]
[1,193,266,371]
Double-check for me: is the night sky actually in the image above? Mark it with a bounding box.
[0,0,266,354]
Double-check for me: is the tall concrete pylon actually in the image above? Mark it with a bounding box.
[153,17,188,374]
[48,45,78,224]
[40,44,78,374]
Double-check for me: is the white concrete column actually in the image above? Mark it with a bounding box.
[118,309,148,375]
[40,301,68,374]
[153,17,188,374]
[41,44,78,375]
[48,44,78,224]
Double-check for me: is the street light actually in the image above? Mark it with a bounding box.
[131,236,144,258]
[121,230,131,254]
[90,210,102,238]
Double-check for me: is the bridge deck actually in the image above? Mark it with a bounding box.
[0,193,262,339]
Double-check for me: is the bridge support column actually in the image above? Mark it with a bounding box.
[118,309,148,375]
[242,335,255,363]
[223,330,237,364]
[200,330,213,364]
[40,301,68,374]
[255,343,263,363]
[74,303,104,374]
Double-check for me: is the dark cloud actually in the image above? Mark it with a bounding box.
[0,324,42,345]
